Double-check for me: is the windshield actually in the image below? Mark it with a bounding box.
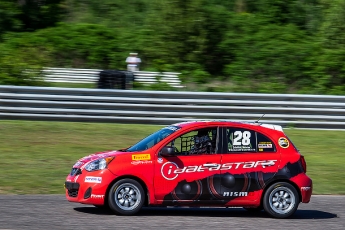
[126,126,181,152]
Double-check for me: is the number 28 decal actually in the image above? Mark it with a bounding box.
[233,131,251,145]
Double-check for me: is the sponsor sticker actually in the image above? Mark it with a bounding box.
[131,160,153,165]
[278,137,289,148]
[132,154,151,161]
[73,161,83,167]
[301,187,311,191]
[229,145,256,152]
[258,142,273,148]
[91,194,105,199]
[157,158,163,163]
[223,192,248,197]
[85,176,102,183]
[165,126,179,131]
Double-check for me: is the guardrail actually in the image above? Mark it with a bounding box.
[42,68,183,88]
[1,85,345,129]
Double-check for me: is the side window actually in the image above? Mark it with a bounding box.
[257,132,276,152]
[227,128,256,152]
[226,128,276,153]
[166,127,218,156]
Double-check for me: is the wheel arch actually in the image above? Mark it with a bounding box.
[105,175,150,206]
[260,179,302,207]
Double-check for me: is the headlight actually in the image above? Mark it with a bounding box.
[84,157,114,172]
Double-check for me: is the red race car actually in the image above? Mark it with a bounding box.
[65,121,312,218]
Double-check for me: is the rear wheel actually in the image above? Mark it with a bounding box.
[108,179,145,215]
[263,182,299,218]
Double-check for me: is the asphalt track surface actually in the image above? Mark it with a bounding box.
[0,195,343,230]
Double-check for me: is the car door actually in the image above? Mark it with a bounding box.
[153,126,222,204]
[219,126,280,204]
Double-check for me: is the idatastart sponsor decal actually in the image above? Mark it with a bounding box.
[85,176,102,183]
[132,154,151,161]
[161,160,277,180]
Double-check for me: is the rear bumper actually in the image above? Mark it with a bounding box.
[290,173,313,203]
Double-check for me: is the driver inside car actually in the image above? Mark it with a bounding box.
[190,129,213,154]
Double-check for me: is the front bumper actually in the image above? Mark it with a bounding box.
[65,168,117,205]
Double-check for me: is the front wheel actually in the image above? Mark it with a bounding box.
[108,179,145,215]
[263,182,300,218]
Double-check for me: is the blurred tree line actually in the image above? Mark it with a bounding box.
[0,0,345,94]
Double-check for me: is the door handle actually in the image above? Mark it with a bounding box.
[203,163,219,167]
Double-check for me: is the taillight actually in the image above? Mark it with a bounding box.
[300,155,307,173]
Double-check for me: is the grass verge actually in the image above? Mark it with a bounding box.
[0,120,344,194]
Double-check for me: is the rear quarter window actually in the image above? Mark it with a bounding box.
[257,132,276,152]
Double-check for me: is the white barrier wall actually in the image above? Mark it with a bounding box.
[0,85,345,129]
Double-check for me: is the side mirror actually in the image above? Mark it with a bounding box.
[160,146,176,157]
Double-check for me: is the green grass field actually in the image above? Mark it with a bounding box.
[0,120,344,195]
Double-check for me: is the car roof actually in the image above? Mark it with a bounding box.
[172,120,284,132]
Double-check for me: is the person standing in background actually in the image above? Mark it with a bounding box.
[126,53,141,72]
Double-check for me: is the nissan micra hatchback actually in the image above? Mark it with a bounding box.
[65,121,312,218]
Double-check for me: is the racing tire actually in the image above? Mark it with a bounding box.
[108,179,145,215]
[263,182,299,218]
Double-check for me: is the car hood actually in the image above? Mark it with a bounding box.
[72,150,127,168]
